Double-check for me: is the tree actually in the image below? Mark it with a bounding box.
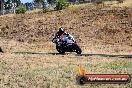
[16,5,26,14]
[12,0,21,7]
[33,0,43,8]
[5,0,12,10]
[47,0,56,4]
[0,0,5,15]
[25,2,33,10]
[34,0,44,3]
[34,0,47,11]
[8,0,21,13]
[0,0,21,15]
[56,0,69,10]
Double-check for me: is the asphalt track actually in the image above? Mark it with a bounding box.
[13,52,132,58]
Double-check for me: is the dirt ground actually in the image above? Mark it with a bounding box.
[0,2,132,88]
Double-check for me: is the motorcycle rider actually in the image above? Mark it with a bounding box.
[55,27,66,37]
[52,27,75,44]
[52,27,82,54]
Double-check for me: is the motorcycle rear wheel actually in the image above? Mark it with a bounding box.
[56,45,65,54]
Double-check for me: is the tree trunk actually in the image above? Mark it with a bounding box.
[13,3,16,13]
[0,0,5,15]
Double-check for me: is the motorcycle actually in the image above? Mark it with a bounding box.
[52,33,82,54]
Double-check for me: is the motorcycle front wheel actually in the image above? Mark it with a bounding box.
[72,43,82,54]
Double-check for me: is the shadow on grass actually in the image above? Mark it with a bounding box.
[76,54,132,58]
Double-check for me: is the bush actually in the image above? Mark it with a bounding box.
[55,0,69,10]
[16,5,26,14]
[95,0,103,4]
[116,0,124,3]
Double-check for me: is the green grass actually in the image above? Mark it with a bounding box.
[24,66,75,80]
[102,60,132,70]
